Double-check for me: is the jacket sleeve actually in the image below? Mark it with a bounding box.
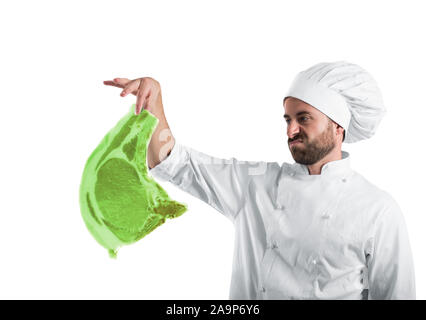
[366,195,416,300]
[148,141,267,223]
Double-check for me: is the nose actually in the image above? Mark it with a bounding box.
[287,120,300,139]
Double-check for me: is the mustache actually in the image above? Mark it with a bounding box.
[288,135,305,143]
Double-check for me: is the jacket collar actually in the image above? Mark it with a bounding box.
[291,150,351,176]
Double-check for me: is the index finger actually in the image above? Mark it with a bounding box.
[103,80,123,88]
[103,78,132,86]
[113,78,132,86]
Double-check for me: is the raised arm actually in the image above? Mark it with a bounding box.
[104,77,270,222]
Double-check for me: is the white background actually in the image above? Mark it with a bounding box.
[0,0,425,299]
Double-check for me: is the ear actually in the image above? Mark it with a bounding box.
[336,124,344,134]
[335,124,345,142]
[331,120,344,136]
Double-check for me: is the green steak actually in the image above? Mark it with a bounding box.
[79,104,187,258]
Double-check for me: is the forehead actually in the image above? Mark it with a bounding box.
[283,97,323,117]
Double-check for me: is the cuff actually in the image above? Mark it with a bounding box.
[148,141,188,182]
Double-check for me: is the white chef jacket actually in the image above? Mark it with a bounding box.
[149,141,416,300]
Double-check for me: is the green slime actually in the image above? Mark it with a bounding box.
[79,104,187,258]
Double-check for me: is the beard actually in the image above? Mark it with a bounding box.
[288,121,336,165]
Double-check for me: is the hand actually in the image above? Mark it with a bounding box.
[103,77,163,115]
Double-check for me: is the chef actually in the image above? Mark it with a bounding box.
[104,61,416,300]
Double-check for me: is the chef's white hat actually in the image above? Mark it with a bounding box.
[284,60,386,143]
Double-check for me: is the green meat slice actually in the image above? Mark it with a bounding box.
[79,104,187,258]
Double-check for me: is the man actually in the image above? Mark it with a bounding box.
[103,61,416,300]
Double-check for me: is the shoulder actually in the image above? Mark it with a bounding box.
[243,161,291,191]
[348,170,402,214]
[245,160,284,182]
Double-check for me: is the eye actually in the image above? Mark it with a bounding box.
[299,116,309,122]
